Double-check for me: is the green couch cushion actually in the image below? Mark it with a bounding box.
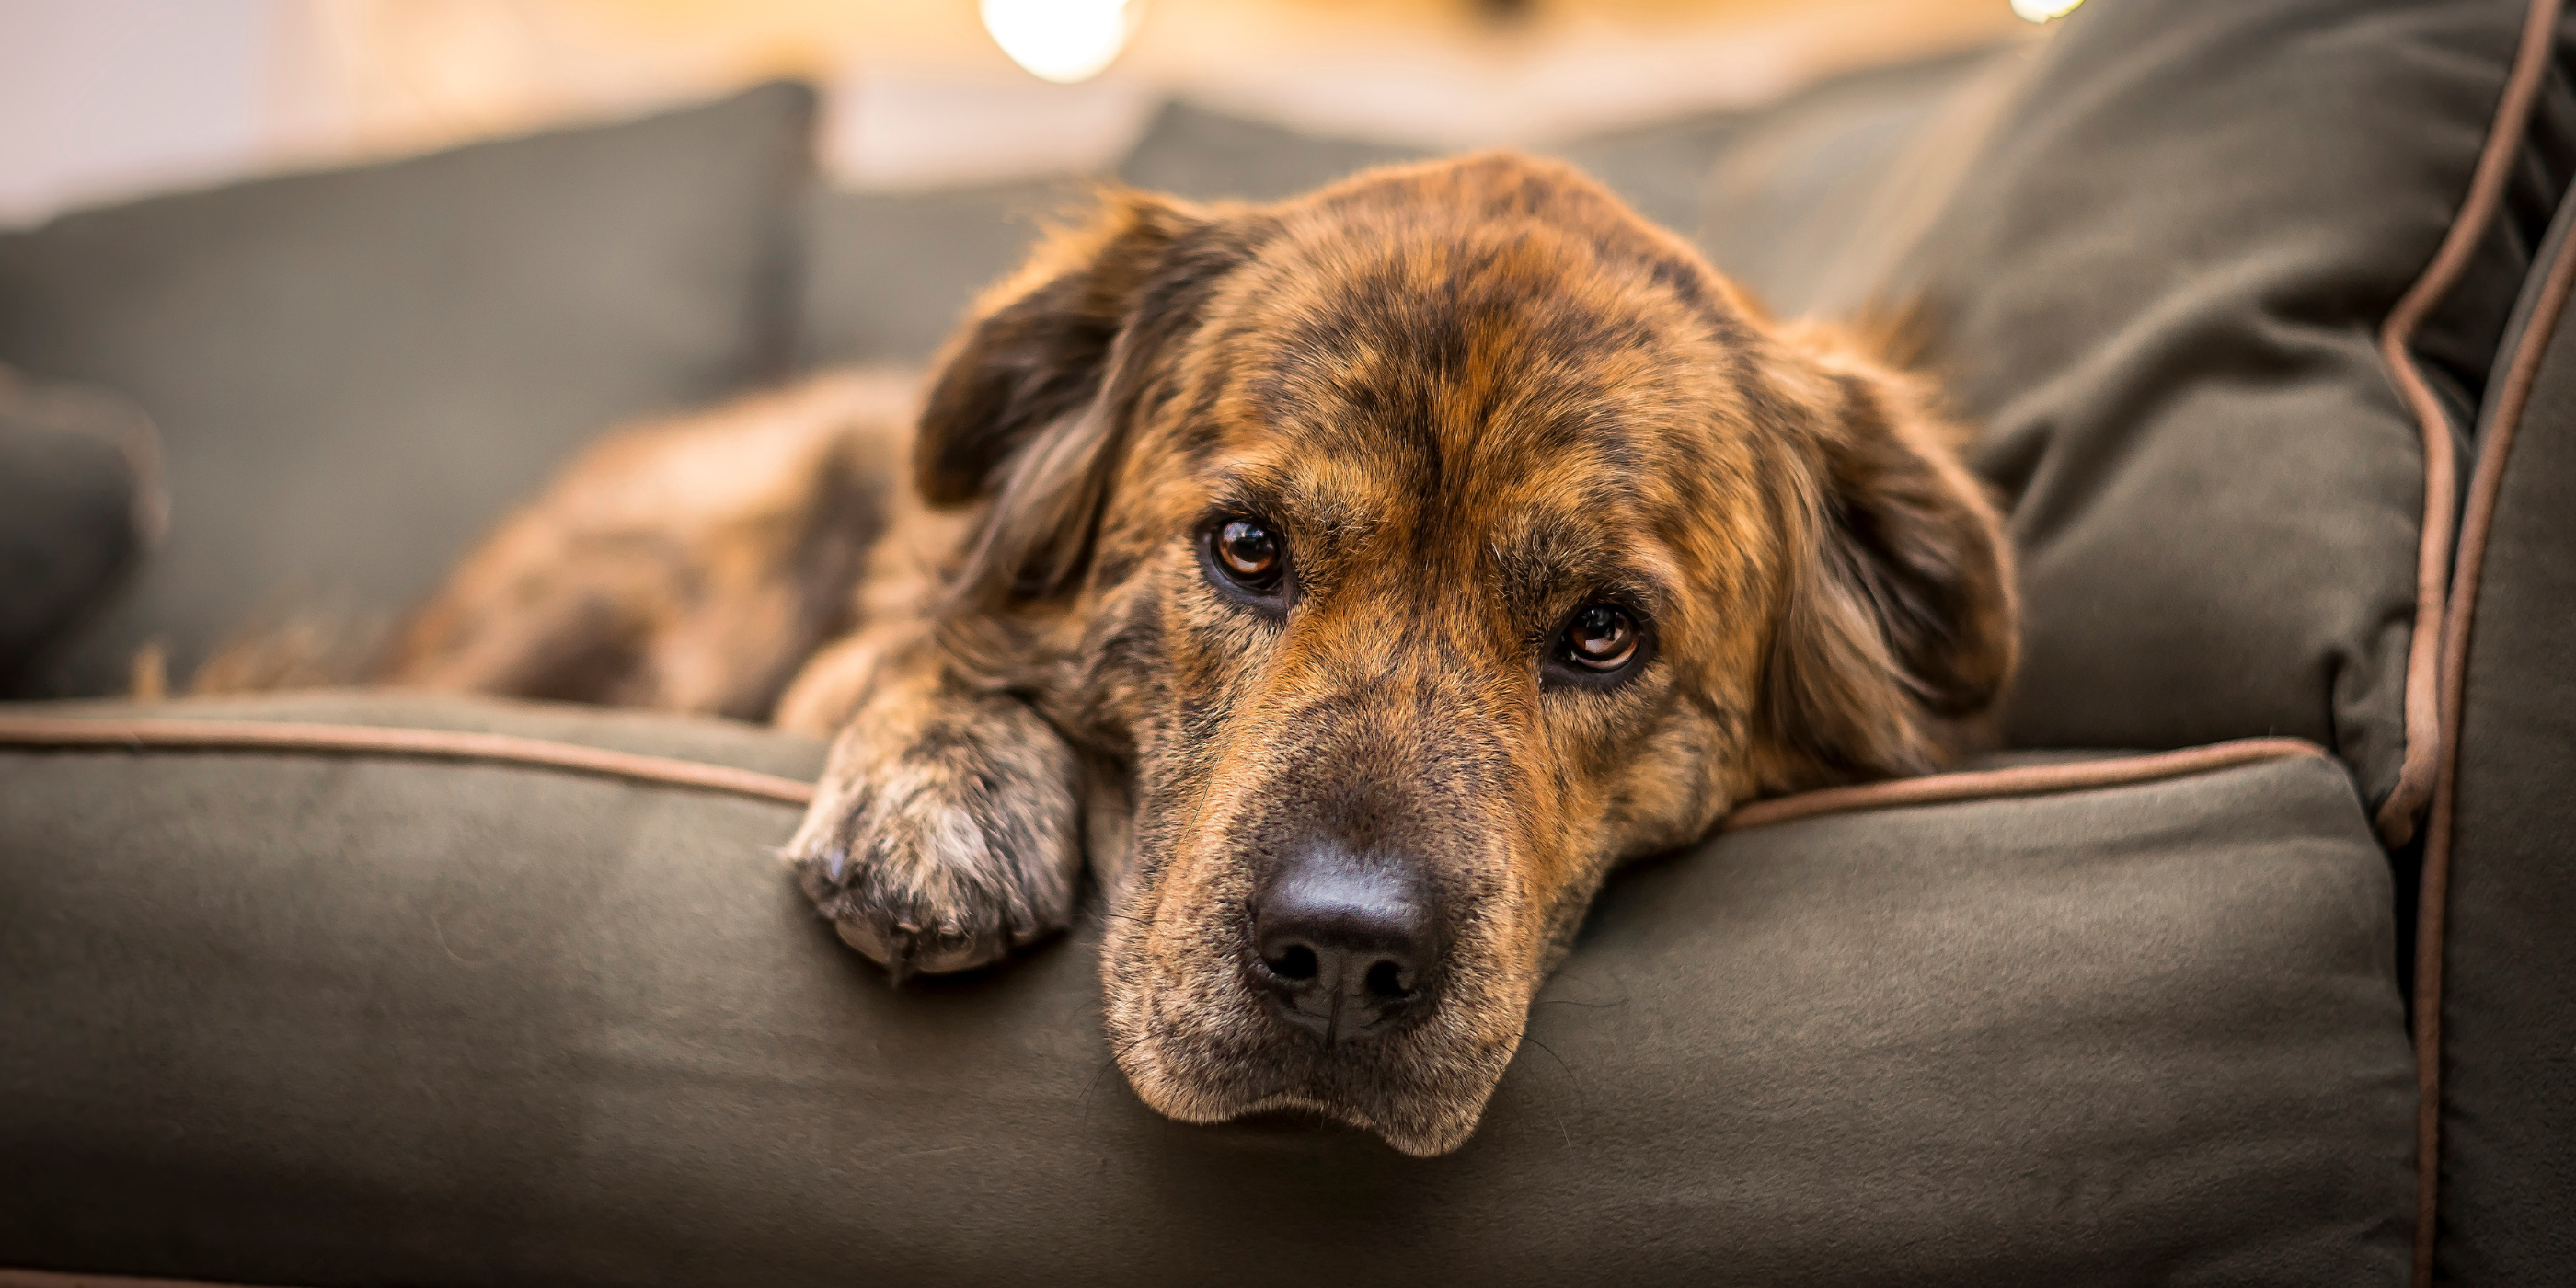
[1,694,2410,1284]
[1897,0,2576,815]
[0,83,818,700]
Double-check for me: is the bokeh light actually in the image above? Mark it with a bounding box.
[2009,0,2082,21]
[981,0,1143,85]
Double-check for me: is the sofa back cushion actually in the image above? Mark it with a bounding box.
[1896,0,2576,831]
[800,177,1084,367]
[1116,99,1430,203]
[0,83,817,698]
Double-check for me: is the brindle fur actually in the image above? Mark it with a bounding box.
[363,153,2016,1156]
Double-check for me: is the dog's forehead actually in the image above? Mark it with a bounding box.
[1179,184,1754,554]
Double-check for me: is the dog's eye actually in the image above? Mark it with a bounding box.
[1208,518,1285,592]
[1561,604,1639,673]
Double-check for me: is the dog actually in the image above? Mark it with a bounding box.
[372,152,2018,1156]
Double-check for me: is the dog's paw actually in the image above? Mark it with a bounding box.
[785,692,1083,980]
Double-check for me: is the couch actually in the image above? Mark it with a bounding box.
[1,0,2569,1282]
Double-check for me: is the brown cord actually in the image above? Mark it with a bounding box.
[0,1274,267,1288]
[2372,0,2568,851]
[1723,738,2326,831]
[0,715,817,807]
[0,714,2324,831]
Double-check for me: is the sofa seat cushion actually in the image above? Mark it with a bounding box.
[0,694,2411,1286]
[0,83,817,700]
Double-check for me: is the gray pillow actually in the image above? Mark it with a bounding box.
[0,693,2411,1284]
[1897,0,2576,829]
[1685,41,2026,317]
[801,176,1087,367]
[1116,100,1430,203]
[0,370,162,682]
[0,82,818,700]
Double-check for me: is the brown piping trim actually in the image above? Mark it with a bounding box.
[0,1274,274,1288]
[0,715,2326,831]
[2373,0,2566,850]
[0,716,817,807]
[1724,738,2328,832]
[2410,126,2576,1288]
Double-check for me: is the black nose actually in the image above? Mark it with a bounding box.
[1251,845,1436,1042]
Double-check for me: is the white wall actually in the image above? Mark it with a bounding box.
[0,0,280,225]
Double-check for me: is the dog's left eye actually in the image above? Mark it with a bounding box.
[1560,604,1640,673]
[1205,518,1286,595]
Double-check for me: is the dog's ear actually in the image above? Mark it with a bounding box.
[916,190,1238,606]
[1758,321,2018,785]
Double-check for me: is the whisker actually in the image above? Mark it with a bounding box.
[1077,1032,1160,1126]
[1522,1032,1590,1121]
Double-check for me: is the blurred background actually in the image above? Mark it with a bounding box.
[0,0,2043,225]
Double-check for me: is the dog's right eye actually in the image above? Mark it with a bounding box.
[1204,517,1288,597]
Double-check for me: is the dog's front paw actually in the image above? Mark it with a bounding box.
[786,692,1083,980]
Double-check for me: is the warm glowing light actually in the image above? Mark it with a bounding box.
[2010,0,2083,20]
[981,0,1141,84]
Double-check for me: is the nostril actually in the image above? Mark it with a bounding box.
[1267,943,1319,982]
[1248,841,1440,1041]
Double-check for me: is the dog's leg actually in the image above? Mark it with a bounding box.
[776,627,1086,979]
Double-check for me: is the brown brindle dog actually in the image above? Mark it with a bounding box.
[378,152,2017,1156]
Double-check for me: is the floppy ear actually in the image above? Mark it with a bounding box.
[915,190,1236,606]
[1759,322,2018,785]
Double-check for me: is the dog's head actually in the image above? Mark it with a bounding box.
[918,154,2015,1156]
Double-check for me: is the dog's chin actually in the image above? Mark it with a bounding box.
[1102,978,1522,1158]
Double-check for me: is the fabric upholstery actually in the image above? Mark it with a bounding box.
[0,371,160,681]
[800,176,1086,366]
[1686,41,2020,316]
[1897,0,2576,812]
[0,83,818,700]
[1115,99,1430,204]
[2431,176,2576,1285]
[1,694,2412,1286]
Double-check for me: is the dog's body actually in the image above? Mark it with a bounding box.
[372,154,2016,1156]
